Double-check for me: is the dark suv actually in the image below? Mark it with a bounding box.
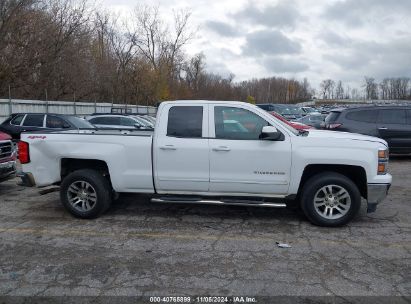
[0,113,94,140]
[324,106,411,154]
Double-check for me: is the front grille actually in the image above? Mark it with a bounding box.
[0,141,13,159]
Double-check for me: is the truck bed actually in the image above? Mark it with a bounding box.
[20,129,155,192]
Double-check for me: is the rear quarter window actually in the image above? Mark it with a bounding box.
[325,111,341,123]
[10,114,25,125]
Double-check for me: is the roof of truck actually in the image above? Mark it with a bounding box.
[162,100,246,105]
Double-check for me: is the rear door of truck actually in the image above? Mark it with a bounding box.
[153,104,210,192]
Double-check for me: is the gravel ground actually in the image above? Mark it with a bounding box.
[0,158,410,302]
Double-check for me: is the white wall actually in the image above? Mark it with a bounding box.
[0,99,157,122]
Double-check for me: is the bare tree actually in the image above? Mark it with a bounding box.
[363,76,378,100]
[335,80,344,99]
[320,79,335,99]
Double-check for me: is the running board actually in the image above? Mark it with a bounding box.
[151,197,286,208]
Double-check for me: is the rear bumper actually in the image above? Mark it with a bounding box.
[367,183,391,213]
[16,171,36,187]
[0,160,17,182]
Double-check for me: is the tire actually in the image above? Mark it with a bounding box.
[300,172,361,227]
[60,169,112,219]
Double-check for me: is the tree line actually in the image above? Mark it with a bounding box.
[320,77,411,100]
[0,0,313,105]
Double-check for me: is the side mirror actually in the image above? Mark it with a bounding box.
[261,126,283,141]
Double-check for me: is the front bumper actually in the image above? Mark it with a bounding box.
[0,160,17,182]
[367,183,391,213]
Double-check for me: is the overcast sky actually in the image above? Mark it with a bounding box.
[100,0,411,90]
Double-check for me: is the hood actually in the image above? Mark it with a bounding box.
[0,131,11,141]
[306,130,388,146]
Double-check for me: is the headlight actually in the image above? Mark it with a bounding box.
[377,148,388,175]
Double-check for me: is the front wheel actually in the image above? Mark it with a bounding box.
[60,169,112,219]
[300,172,361,226]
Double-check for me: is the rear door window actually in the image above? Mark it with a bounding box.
[378,109,407,125]
[22,114,44,127]
[346,110,377,123]
[167,106,203,138]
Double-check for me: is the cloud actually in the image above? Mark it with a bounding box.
[204,21,240,37]
[323,0,411,27]
[101,0,411,87]
[322,37,411,78]
[233,1,300,29]
[319,31,352,47]
[263,57,309,73]
[243,30,301,56]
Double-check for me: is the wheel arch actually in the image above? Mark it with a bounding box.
[297,164,367,199]
[60,158,110,181]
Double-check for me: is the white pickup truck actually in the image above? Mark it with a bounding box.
[19,100,392,226]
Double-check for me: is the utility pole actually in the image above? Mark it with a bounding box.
[94,95,97,113]
[45,89,49,113]
[8,85,12,115]
[73,92,77,115]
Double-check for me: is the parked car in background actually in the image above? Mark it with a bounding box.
[301,107,320,115]
[140,115,156,125]
[256,104,304,120]
[0,131,17,182]
[0,113,95,140]
[294,113,327,129]
[324,106,411,154]
[86,114,154,129]
[133,115,155,128]
[269,111,313,130]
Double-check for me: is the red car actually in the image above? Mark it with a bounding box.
[269,111,313,130]
[0,131,17,183]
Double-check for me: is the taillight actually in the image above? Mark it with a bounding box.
[18,141,30,164]
[328,123,342,129]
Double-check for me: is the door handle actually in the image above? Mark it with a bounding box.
[378,127,388,130]
[212,146,231,152]
[159,145,177,150]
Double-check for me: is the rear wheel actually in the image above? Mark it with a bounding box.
[300,172,361,226]
[60,169,112,219]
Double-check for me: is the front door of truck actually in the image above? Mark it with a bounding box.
[153,104,209,193]
[208,105,292,195]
